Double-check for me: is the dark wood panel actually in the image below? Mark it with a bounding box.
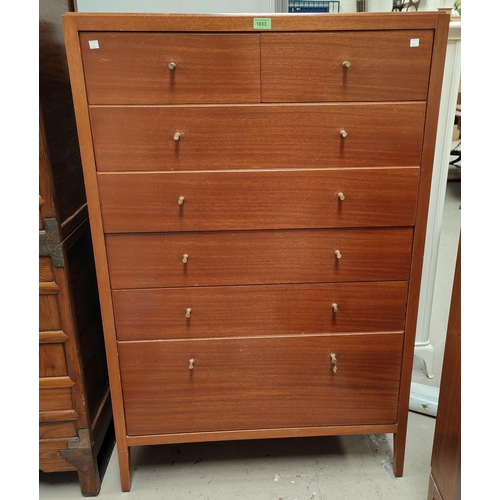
[118,333,403,435]
[40,0,86,226]
[261,31,433,102]
[39,439,77,472]
[90,103,426,171]
[80,33,261,104]
[428,476,444,500]
[66,224,108,425]
[39,421,78,440]
[39,388,74,412]
[98,167,419,233]
[106,227,413,289]
[113,281,408,341]
[39,344,68,378]
[429,238,461,500]
[39,294,61,331]
[39,257,54,282]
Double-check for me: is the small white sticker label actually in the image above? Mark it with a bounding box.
[410,38,420,47]
[89,40,99,49]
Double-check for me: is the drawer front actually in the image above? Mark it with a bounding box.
[39,388,74,412]
[80,33,261,104]
[90,103,426,171]
[113,281,408,341]
[106,228,413,289]
[40,439,78,473]
[98,167,419,233]
[261,31,433,102]
[118,333,403,435]
[39,343,68,378]
[39,421,78,440]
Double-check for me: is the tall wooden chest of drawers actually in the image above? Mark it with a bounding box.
[63,12,449,491]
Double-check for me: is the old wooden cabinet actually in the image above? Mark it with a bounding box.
[39,1,113,495]
[62,12,449,491]
[428,237,461,500]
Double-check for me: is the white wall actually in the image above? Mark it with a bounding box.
[75,0,455,14]
[367,0,454,11]
[75,0,274,13]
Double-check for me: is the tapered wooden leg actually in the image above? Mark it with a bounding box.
[117,442,131,492]
[393,431,406,477]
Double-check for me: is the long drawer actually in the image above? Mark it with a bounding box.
[90,103,426,171]
[79,33,261,104]
[106,227,413,289]
[113,281,408,341]
[261,30,433,103]
[118,333,404,436]
[98,167,419,233]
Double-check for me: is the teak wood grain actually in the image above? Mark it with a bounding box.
[429,238,460,500]
[113,281,408,341]
[62,11,449,491]
[392,12,449,477]
[64,12,443,33]
[106,227,413,289]
[118,333,404,435]
[261,31,433,102]
[98,167,419,233]
[89,102,426,171]
[39,343,68,377]
[39,421,78,440]
[39,388,74,412]
[80,33,261,105]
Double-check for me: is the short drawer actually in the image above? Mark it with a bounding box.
[98,167,419,233]
[106,227,413,289]
[261,30,433,102]
[90,102,426,171]
[113,281,408,341]
[118,333,403,436]
[39,421,78,440]
[39,388,74,412]
[80,33,261,104]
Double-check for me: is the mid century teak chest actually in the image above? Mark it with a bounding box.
[62,11,449,491]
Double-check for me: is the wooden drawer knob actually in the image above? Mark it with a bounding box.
[332,303,339,313]
[334,250,342,259]
[178,196,185,205]
[330,353,338,373]
[342,61,351,68]
[168,62,176,70]
[189,358,195,370]
[173,132,181,141]
[339,129,348,138]
[185,308,192,319]
[337,192,345,201]
[182,254,189,264]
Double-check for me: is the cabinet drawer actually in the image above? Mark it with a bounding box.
[39,388,74,412]
[106,227,413,289]
[80,33,261,104]
[90,103,426,171]
[113,281,408,341]
[39,421,78,440]
[261,31,433,102]
[118,333,403,435]
[98,167,419,233]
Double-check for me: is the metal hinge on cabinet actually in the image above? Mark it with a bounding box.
[60,429,96,477]
[39,217,65,267]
